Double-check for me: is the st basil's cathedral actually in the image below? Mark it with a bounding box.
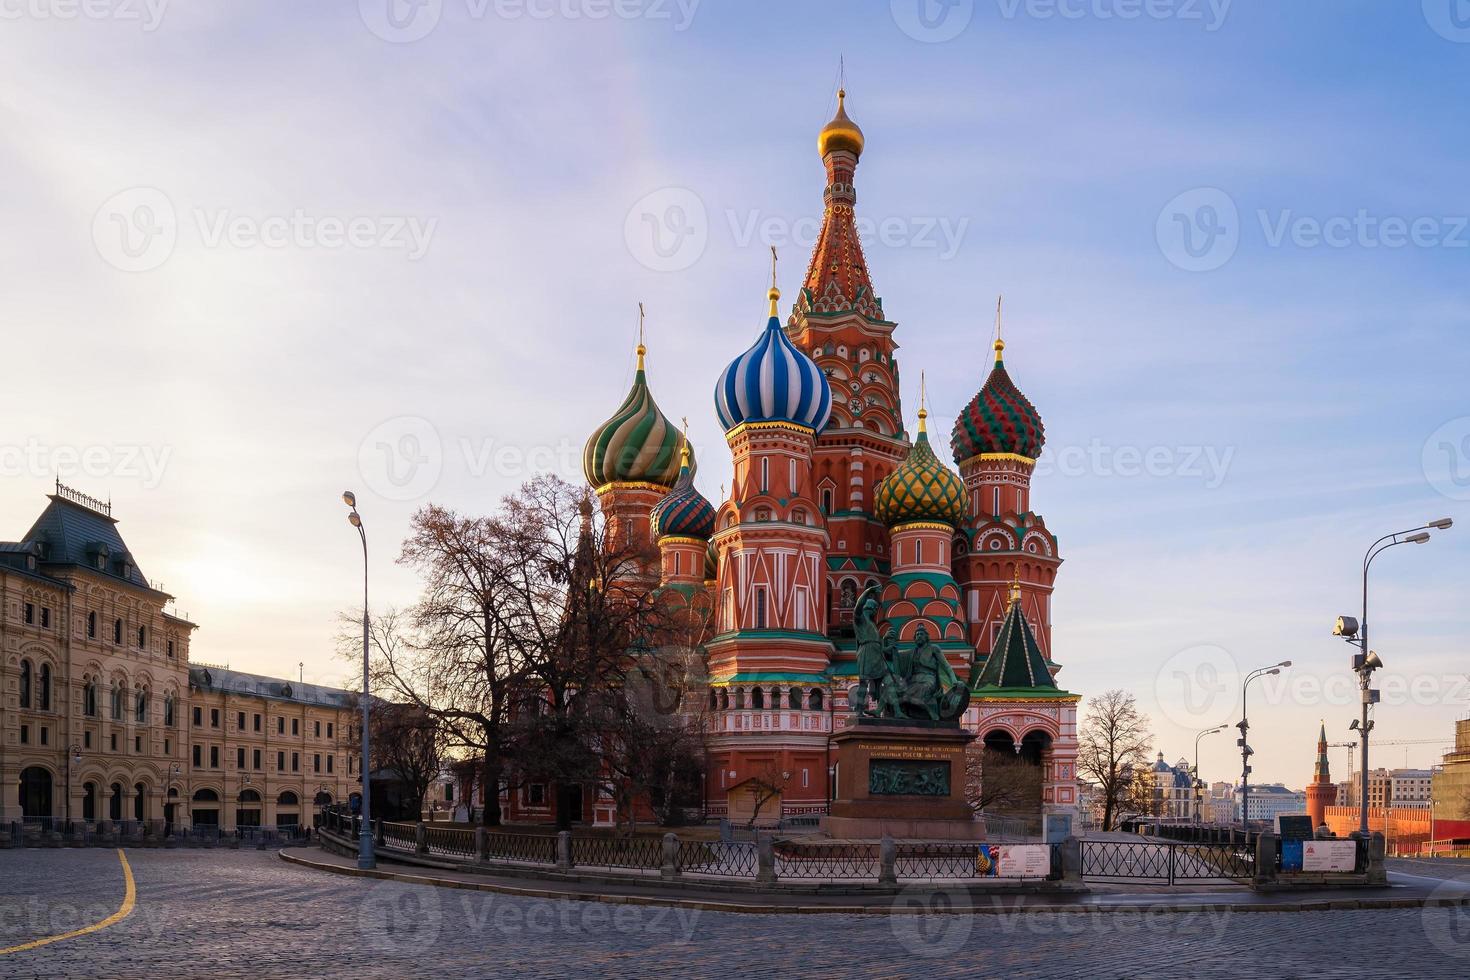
[582,90,1081,829]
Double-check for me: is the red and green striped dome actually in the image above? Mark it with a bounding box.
[583,344,693,489]
[649,448,715,541]
[951,339,1045,463]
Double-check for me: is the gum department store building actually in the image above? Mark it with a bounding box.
[582,91,1081,828]
[1,484,358,831]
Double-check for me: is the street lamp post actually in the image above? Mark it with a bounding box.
[1335,518,1452,837]
[1194,726,1225,823]
[1238,661,1291,834]
[343,490,375,869]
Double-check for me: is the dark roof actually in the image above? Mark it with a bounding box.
[973,597,1065,694]
[20,494,159,593]
[189,665,355,709]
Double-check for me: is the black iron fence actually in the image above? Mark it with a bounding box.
[1081,839,1254,883]
[571,834,663,872]
[676,840,758,878]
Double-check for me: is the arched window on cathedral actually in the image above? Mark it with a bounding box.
[734,687,746,709]
[19,660,31,708]
[808,689,824,711]
[751,687,764,709]
[719,689,729,710]
[788,687,801,709]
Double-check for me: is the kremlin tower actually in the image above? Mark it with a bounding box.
[1306,722,1335,829]
[580,88,1081,828]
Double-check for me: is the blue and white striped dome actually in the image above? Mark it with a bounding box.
[714,287,833,434]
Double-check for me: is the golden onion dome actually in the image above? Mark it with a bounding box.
[817,89,864,159]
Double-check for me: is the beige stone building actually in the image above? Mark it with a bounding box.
[1,484,357,831]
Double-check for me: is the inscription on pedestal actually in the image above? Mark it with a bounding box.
[868,758,951,796]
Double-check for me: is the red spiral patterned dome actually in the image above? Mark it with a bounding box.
[950,339,1045,463]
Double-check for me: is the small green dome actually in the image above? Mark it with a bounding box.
[874,413,966,527]
[583,345,693,489]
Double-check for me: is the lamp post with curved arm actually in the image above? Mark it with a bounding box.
[1238,661,1291,834]
[1335,518,1452,836]
[343,490,374,870]
[1193,726,1225,823]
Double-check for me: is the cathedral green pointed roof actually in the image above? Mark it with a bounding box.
[973,590,1064,694]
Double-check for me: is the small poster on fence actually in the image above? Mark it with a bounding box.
[1302,840,1357,872]
[976,844,1053,878]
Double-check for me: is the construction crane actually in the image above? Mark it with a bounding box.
[1327,741,1357,777]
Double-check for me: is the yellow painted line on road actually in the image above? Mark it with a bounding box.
[0,848,136,956]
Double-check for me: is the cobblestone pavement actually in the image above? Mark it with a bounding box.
[2,848,1470,978]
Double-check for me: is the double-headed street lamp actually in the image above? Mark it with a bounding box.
[343,490,375,870]
[1238,661,1291,833]
[1194,726,1225,823]
[1334,518,1453,837]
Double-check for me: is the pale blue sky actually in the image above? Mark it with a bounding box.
[2,0,1467,786]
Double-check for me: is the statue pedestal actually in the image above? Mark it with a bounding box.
[825,721,986,840]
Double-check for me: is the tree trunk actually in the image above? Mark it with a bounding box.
[555,783,574,832]
[481,757,503,827]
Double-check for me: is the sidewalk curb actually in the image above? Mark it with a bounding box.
[279,848,1470,916]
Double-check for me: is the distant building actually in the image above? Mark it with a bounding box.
[1433,719,1470,824]
[1390,768,1432,809]
[1305,723,1337,827]
[1147,752,1195,820]
[1245,783,1306,824]
[1206,781,1237,825]
[1346,768,1393,810]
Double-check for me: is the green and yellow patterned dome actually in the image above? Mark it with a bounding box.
[583,342,694,490]
[874,406,966,528]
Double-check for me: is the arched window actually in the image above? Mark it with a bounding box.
[808,689,824,710]
[193,788,219,803]
[19,660,31,708]
[719,689,730,710]
[110,682,123,721]
[110,782,124,821]
[277,791,299,806]
[135,686,149,723]
[708,689,717,710]
[752,686,765,709]
[163,693,175,727]
[734,687,746,709]
[84,677,98,717]
[787,687,801,709]
[39,663,51,710]
[821,488,834,514]
[83,782,97,822]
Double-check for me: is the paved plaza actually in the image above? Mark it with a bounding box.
[1,848,1469,977]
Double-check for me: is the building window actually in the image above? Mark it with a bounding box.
[238,712,245,730]
[254,714,262,732]
[253,749,262,770]
[111,683,123,721]
[85,730,92,749]
[84,679,98,717]
[164,738,169,754]
[314,720,321,738]
[110,733,117,751]
[193,745,202,767]
[314,754,321,773]
[133,735,140,753]
[166,640,174,658]
[760,458,769,493]
[528,784,546,806]
[237,747,245,769]
[755,588,767,629]
[135,686,148,723]
[114,618,123,644]
[19,725,28,745]
[327,756,334,774]
[193,706,202,727]
[18,660,31,708]
[23,602,34,625]
[822,488,833,514]
[136,626,146,648]
[277,751,285,771]
[326,722,333,738]
[210,709,219,728]
[291,718,299,736]
[87,611,97,638]
[210,746,219,769]
[291,753,299,772]
[164,694,175,727]
[39,664,52,710]
[40,607,50,629]
[277,717,285,735]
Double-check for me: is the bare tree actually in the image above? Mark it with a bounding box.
[966,744,1043,815]
[738,764,789,830]
[1076,689,1154,832]
[344,698,446,821]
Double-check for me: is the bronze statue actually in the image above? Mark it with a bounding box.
[847,610,970,725]
[849,585,884,716]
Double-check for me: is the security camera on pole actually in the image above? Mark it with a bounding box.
[1334,518,1452,838]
